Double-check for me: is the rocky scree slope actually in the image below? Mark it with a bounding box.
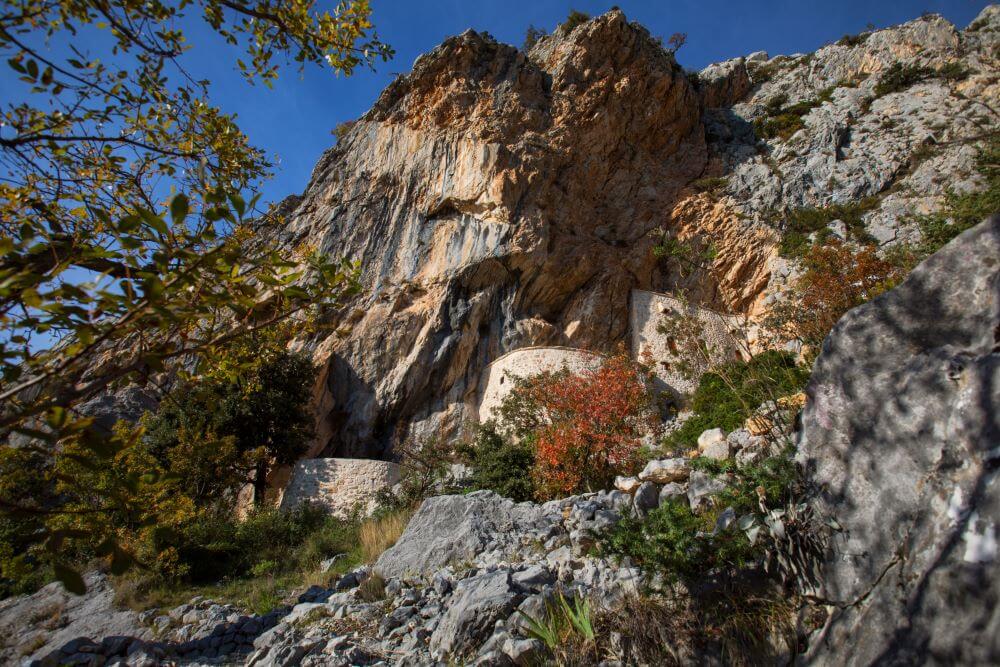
[281,7,1000,463]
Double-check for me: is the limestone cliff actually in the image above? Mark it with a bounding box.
[279,8,999,463]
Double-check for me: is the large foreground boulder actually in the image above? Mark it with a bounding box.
[374,491,553,580]
[799,216,1000,665]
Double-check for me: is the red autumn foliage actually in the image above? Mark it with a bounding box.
[771,240,907,347]
[514,353,654,500]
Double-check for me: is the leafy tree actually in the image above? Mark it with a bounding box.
[666,32,687,54]
[0,0,391,589]
[144,336,316,506]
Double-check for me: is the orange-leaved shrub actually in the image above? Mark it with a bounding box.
[769,239,907,348]
[501,353,655,500]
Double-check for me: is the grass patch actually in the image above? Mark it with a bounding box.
[691,175,729,196]
[777,196,879,258]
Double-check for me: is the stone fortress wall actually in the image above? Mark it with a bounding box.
[283,291,739,513]
[279,458,401,518]
[629,289,742,399]
[475,347,606,422]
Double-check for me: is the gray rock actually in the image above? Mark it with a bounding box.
[638,458,689,484]
[687,471,726,512]
[375,492,551,580]
[0,573,151,664]
[502,637,545,666]
[800,217,1000,665]
[632,481,661,514]
[511,565,553,589]
[430,569,518,659]
[658,482,686,505]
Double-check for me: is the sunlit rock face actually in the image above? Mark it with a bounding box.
[285,10,719,458]
[280,7,999,460]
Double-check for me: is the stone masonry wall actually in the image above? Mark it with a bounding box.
[629,289,742,400]
[475,347,605,422]
[279,458,401,518]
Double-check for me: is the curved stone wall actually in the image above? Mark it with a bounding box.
[629,289,742,400]
[279,458,401,518]
[475,347,605,422]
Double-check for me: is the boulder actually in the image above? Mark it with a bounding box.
[658,482,687,505]
[614,475,641,493]
[632,481,661,514]
[687,471,726,512]
[800,217,1000,665]
[429,569,518,658]
[639,458,690,484]
[697,428,731,460]
[375,491,550,580]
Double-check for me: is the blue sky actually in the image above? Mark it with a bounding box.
[7,0,992,207]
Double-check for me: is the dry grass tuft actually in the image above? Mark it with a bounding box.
[359,509,412,562]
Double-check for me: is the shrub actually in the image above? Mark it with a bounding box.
[754,113,806,141]
[753,93,826,141]
[462,423,537,502]
[662,351,809,452]
[376,436,460,511]
[510,353,655,499]
[603,446,816,586]
[936,61,971,81]
[916,135,999,256]
[562,9,590,33]
[777,196,879,258]
[691,176,728,195]
[523,25,546,51]
[873,62,933,96]
[332,120,355,142]
[768,240,907,348]
[836,32,867,47]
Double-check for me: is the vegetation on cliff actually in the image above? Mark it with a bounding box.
[0,0,390,590]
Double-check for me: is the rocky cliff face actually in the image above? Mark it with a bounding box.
[281,7,1000,463]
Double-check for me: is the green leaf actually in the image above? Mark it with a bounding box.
[170,194,189,224]
[139,208,169,236]
[228,192,246,218]
[53,564,87,595]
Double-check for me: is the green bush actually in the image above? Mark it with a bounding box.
[562,9,590,33]
[777,196,879,258]
[873,62,933,96]
[663,351,809,453]
[916,136,999,256]
[169,504,345,584]
[753,93,827,141]
[603,450,803,584]
[462,424,537,502]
